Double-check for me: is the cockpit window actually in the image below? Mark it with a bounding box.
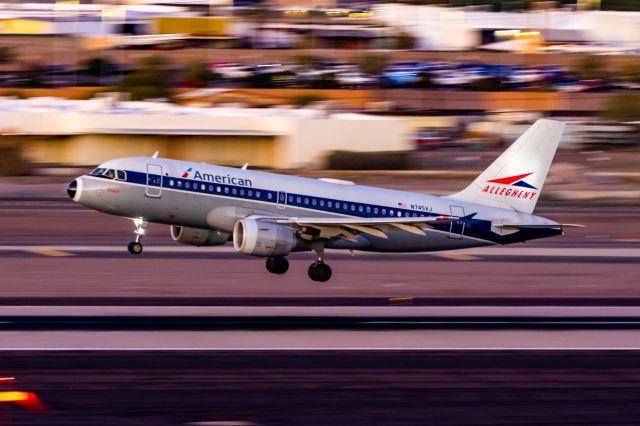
[90,167,116,180]
[116,170,127,181]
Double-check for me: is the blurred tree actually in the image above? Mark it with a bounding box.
[394,31,417,50]
[115,56,172,101]
[17,63,45,88]
[355,54,388,76]
[295,55,322,68]
[417,71,434,89]
[619,62,640,85]
[0,143,28,176]
[296,34,316,50]
[573,55,606,80]
[0,46,16,65]
[601,0,640,10]
[289,93,326,107]
[601,93,640,122]
[83,57,117,78]
[183,61,213,88]
[308,72,338,89]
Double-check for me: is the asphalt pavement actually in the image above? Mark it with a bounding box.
[4,350,640,425]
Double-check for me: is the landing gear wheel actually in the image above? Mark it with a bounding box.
[128,241,143,255]
[266,256,289,275]
[308,262,332,282]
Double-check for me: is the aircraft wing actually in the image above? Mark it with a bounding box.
[263,215,458,240]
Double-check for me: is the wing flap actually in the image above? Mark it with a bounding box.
[262,215,456,241]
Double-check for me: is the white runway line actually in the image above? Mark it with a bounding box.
[2,330,640,350]
[4,305,640,317]
[0,245,639,257]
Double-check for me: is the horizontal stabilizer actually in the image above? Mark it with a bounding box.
[494,223,585,229]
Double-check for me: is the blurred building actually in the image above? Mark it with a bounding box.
[0,97,410,168]
[375,4,640,50]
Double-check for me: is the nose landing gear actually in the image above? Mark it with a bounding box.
[128,218,148,255]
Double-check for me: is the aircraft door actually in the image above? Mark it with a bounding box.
[277,191,287,209]
[146,164,163,198]
[448,205,465,239]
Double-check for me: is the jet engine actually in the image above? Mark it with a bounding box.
[170,226,230,247]
[233,218,300,256]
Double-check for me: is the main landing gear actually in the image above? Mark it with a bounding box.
[308,242,331,282]
[266,256,289,275]
[263,242,333,282]
[127,218,147,255]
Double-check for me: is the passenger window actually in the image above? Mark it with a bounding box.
[312,199,317,206]
[248,190,253,197]
[389,210,394,216]
[358,205,363,212]
[208,185,213,192]
[256,191,261,198]
[335,202,340,209]
[328,201,332,208]
[296,197,301,203]
[224,187,229,194]
[382,209,386,215]
[177,181,183,187]
[374,207,379,214]
[288,195,293,203]
[169,180,174,187]
[304,198,309,205]
[366,206,371,213]
[185,182,190,189]
[201,184,206,191]
[240,189,245,196]
[216,186,221,192]
[319,200,324,207]
[232,188,237,195]
[351,204,356,211]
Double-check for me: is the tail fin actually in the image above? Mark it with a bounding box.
[448,119,565,214]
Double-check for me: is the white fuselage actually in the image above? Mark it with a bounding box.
[69,157,561,252]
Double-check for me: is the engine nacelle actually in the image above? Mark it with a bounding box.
[171,226,230,247]
[233,218,298,257]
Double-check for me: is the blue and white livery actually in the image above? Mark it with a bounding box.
[67,119,579,282]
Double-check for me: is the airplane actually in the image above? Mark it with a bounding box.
[66,119,580,282]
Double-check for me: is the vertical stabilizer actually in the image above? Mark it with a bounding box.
[447,119,565,214]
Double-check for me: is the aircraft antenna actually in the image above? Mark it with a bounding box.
[151,151,159,158]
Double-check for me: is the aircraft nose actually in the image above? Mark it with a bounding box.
[66,179,78,200]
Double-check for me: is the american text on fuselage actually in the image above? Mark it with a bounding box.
[66,120,572,282]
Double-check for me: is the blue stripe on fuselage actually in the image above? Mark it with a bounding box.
[120,170,559,245]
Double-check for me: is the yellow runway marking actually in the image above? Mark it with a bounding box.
[432,252,480,261]
[23,248,74,257]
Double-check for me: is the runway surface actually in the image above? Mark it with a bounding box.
[1,202,639,423]
[4,350,640,425]
[0,202,637,299]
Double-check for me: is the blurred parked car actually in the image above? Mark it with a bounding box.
[335,71,377,88]
[415,130,457,150]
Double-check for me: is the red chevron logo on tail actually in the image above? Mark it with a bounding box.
[487,172,533,185]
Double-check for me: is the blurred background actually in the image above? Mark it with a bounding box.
[1,0,640,425]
